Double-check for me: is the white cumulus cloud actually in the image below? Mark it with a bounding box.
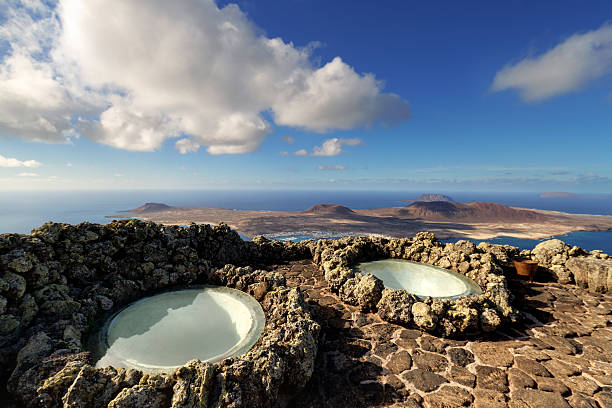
[0,154,41,167]
[0,0,410,154]
[17,172,38,177]
[492,24,612,101]
[295,137,362,156]
[175,138,201,154]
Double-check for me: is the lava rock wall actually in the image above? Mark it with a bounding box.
[310,232,520,337]
[0,220,316,408]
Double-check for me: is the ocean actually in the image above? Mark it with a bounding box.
[1,190,611,253]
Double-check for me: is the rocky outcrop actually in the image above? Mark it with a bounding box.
[566,257,612,293]
[0,220,319,408]
[522,238,610,292]
[312,232,517,337]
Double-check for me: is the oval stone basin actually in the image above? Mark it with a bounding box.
[94,286,265,373]
[357,259,482,299]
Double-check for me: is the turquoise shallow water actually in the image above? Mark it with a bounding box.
[1,189,611,253]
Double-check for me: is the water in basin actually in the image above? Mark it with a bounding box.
[94,286,265,372]
[357,259,482,299]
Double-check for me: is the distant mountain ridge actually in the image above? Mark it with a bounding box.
[401,201,550,222]
[416,194,454,202]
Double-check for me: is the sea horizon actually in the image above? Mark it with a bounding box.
[2,189,611,253]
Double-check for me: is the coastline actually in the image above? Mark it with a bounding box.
[107,203,612,242]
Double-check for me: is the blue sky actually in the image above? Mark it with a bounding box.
[0,0,611,192]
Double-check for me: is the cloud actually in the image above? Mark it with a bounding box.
[279,151,288,156]
[295,137,362,156]
[0,1,410,154]
[175,138,200,154]
[492,24,612,101]
[281,135,295,144]
[273,57,410,131]
[317,164,346,171]
[0,154,41,167]
[17,172,38,177]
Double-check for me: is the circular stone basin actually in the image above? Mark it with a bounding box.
[357,259,482,299]
[94,286,265,373]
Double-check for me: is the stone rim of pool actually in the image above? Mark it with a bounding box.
[91,286,266,373]
[357,259,482,299]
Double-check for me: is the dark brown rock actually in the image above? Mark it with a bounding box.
[386,350,412,374]
[508,368,536,390]
[448,347,474,367]
[511,389,571,408]
[473,388,507,408]
[472,342,514,367]
[514,356,552,377]
[566,393,600,408]
[542,358,581,377]
[373,342,398,359]
[475,365,509,392]
[594,390,612,408]
[412,350,448,372]
[423,386,473,407]
[535,376,571,396]
[448,366,476,388]
[402,369,448,392]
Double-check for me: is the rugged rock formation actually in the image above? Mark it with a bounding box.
[0,220,318,408]
[2,218,608,407]
[566,257,612,293]
[523,238,610,292]
[310,232,519,337]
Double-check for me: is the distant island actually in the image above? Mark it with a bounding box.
[415,193,454,202]
[541,192,612,199]
[109,200,612,240]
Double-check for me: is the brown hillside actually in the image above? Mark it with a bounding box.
[401,201,550,222]
[302,204,355,216]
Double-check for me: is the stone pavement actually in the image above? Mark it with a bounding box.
[277,260,612,408]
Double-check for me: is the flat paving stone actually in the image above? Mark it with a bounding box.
[514,356,552,377]
[510,389,571,408]
[387,350,412,374]
[594,390,612,408]
[542,358,581,377]
[447,347,474,367]
[412,350,448,372]
[535,376,571,396]
[423,386,473,407]
[402,369,448,392]
[473,389,507,408]
[508,367,536,390]
[471,342,515,367]
[448,365,476,388]
[561,375,601,396]
[279,261,612,408]
[566,393,601,408]
[475,365,509,392]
